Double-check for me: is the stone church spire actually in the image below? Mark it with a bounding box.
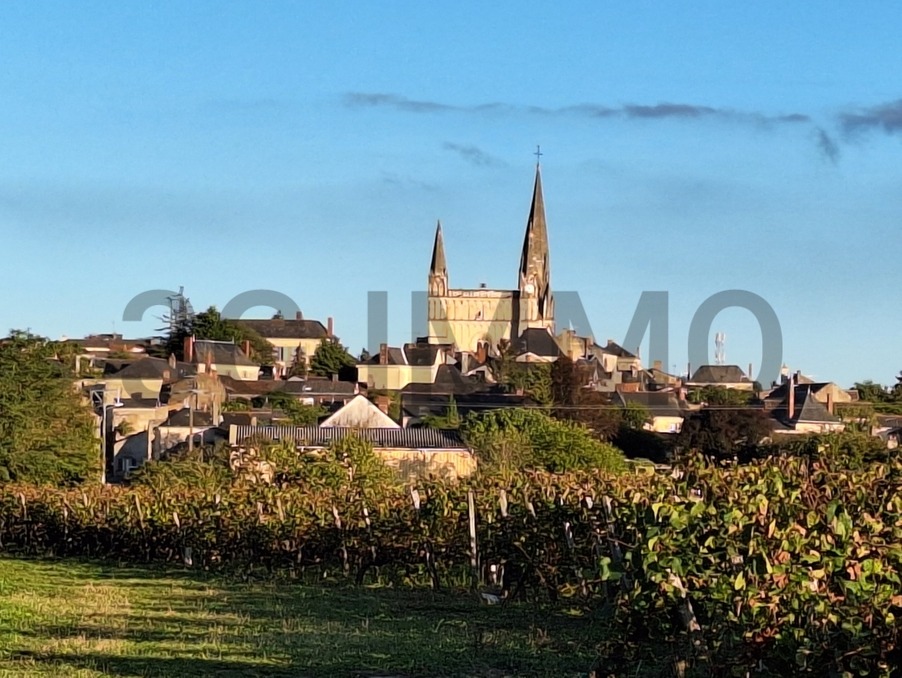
[519,165,553,323]
[428,220,448,296]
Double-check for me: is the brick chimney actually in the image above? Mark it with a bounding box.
[242,339,251,357]
[374,395,391,414]
[379,343,388,365]
[476,342,487,365]
[295,310,303,320]
[787,374,796,420]
[826,390,834,415]
[327,317,334,338]
[183,335,195,363]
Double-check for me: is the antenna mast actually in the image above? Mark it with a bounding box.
[714,332,726,365]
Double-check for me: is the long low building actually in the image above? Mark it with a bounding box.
[228,424,475,481]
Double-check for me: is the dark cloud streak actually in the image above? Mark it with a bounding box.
[816,128,840,164]
[840,99,902,136]
[343,92,810,126]
[442,142,504,167]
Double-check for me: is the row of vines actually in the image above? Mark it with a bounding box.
[2,451,902,675]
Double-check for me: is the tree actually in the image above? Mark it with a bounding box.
[549,356,621,441]
[0,331,98,484]
[164,305,274,365]
[255,392,325,426]
[462,408,625,475]
[677,408,772,462]
[309,338,356,378]
[687,386,754,407]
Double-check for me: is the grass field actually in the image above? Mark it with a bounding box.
[0,557,608,677]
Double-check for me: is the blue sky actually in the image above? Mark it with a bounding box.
[2,3,901,387]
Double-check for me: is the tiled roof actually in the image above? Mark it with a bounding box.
[232,318,329,340]
[230,425,468,449]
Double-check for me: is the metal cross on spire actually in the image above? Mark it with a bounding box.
[534,144,543,166]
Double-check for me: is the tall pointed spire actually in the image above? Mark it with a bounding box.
[428,220,448,297]
[519,165,552,322]
[430,220,446,275]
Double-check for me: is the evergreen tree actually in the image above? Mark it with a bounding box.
[309,338,356,378]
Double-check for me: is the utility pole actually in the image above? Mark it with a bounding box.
[188,392,195,452]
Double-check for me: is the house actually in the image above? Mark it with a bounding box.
[319,394,399,428]
[512,327,563,363]
[645,360,683,391]
[357,342,454,391]
[155,407,224,452]
[396,362,537,426]
[219,375,358,408]
[687,365,755,391]
[763,379,852,412]
[613,391,686,433]
[84,356,196,404]
[187,337,259,380]
[771,384,845,434]
[228,424,475,480]
[232,312,334,377]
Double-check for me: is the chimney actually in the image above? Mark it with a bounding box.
[168,353,176,369]
[331,372,338,383]
[375,395,390,414]
[184,335,195,363]
[379,343,388,365]
[242,340,251,357]
[787,374,796,420]
[327,317,334,337]
[476,342,487,365]
[826,390,834,415]
[748,363,753,382]
[295,310,303,321]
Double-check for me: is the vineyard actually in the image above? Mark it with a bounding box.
[2,443,902,676]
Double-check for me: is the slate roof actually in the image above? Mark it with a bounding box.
[401,392,535,422]
[772,387,842,424]
[362,343,444,366]
[689,365,748,384]
[594,340,637,359]
[613,391,684,417]
[219,375,356,398]
[230,425,468,449]
[764,382,835,407]
[103,357,196,380]
[401,365,485,395]
[160,408,217,427]
[512,328,562,358]
[232,318,329,340]
[194,340,258,367]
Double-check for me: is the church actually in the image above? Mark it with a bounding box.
[425,164,555,354]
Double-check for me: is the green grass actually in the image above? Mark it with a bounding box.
[0,557,607,677]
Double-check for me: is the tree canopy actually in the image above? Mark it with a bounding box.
[309,338,356,379]
[462,408,625,476]
[0,331,98,484]
[164,305,273,365]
